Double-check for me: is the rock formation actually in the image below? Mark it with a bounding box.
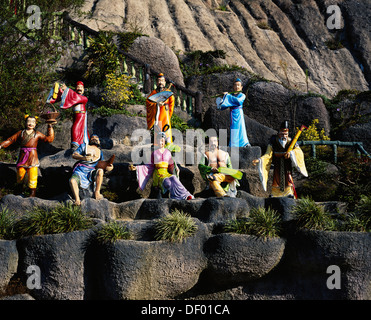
[70,0,370,97]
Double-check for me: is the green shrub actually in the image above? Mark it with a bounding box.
[52,203,93,234]
[225,207,282,239]
[14,207,58,237]
[14,204,93,237]
[0,1,83,135]
[154,209,198,242]
[291,197,334,231]
[248,207,282,239]
[224,217,251,235]
[95,221,133,244]
[337,212,369,232]
[0,207,16,240]
[354,195,371,231]
[299,157,338,201]
[117,31,148,52]
[325,37,344,50]
[84,31,121,85]
[171,114,191,132]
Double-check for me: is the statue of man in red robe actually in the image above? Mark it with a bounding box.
[47,81,89,149]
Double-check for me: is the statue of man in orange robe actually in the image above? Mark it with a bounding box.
[146,73,174,144]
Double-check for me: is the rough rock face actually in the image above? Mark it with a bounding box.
[0,240,18,293]
[70,0,370,97]
[128,36,185,86]
[1,195,370,300]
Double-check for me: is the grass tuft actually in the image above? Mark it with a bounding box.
[95,221,133,244]
[291,197,334,231]
[13,203,93,237]
[154,209,198,242]
[225,207,282,239]
[0,206,17,240]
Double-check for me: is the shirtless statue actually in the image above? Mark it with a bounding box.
[198,135,242,197]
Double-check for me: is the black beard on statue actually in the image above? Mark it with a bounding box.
[90,141,101,148]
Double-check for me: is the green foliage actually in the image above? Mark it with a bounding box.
[336,151,371,210]
[102,73,134,108]
[355,195,371,218]
[83,32,146,108]
[154,209,198,242]
[117,32,148,52]
[299,119,330,142]
[127,82,146,105]
[248,207,282,239]
[177,49,251,78]
[225,207,282,239]
[217,5,229,11]
[224,217,251,235]
[298,118,332,161]
[355,195,371,231]
[299,157,338,201]
[51,203,94,234]
[0,148,18,163]
[322,89,371,137]
[291,197,335,231]
[325,37,344,50]
[0,1,84,135]
[13,203,93,237]
[337,212,369,232]
[0,207,16,240]
[89,105,135,117]
[95,221,133,244]
[84,31,121,85]
[171,114,191,132]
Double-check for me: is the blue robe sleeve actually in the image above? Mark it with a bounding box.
[220,92,245,109]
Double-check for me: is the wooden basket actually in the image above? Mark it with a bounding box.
[40,103,60,124]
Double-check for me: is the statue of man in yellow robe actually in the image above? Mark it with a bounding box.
[252,121,308,198]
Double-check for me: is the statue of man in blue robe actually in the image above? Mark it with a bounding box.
[216,78,250,148]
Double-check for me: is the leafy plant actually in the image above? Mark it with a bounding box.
[291,197,335,231]
[171,114,191,132]
[52,203,93,234]
[102,73,134,108]
[13,204,93,237]
[325,37,344,50]
[355,195,371,217]
[117,31,148,52]
[0,206,16,240]
[224,217,251,235]
[0,1,84,137]
[279,60,291,87]
[248,207,282,239]
[95,221,133,244]
[14,207,58,237]
[354,195,371,231]
[336,152,371,210]
[178,49,228,77]
[337,212,369,232]
[154,209,198,242]
[299,119,330,142]
[322,89,371,137]
[83,31,121,84]
[257,20,272,30]
[225,207,282,239]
